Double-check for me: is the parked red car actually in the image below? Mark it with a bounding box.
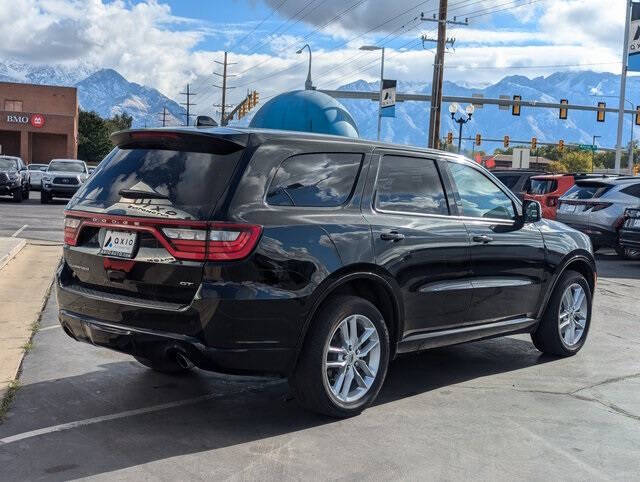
[525,174,617,219]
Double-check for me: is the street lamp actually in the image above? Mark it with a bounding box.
[449,103,474,152]
[360,45,385,141]
[296,44,313,90]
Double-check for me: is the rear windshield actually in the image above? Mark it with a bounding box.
[69,148,243,220]
[49,161,85,173]
[529,179,558,195]
[563,183,612,200]
[494,173,520,189]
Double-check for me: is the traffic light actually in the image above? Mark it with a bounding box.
[636,106,640,126]
[503,135,509,148]
[512,95,521,116]
[251,91,259,108]
[238,102,247,119]
[246,94,253,110]
[531,137,537,150]
[447,131,453,145]
[475,133,481,146]
[597,102,606,122]
[558,139,564,151]
[559,99,568,120]
[634,163,640,176]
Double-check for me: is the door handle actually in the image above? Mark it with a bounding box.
[472,234,493,243]
[380,231,405,242]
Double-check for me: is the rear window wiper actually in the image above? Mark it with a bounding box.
[118,189,169,200]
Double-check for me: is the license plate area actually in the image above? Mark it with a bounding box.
[100,230,139,259]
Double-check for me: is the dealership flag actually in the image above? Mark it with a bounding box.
[380,79,396,118]
[628,3,640,71]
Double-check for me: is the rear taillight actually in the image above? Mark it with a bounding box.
[546,196,558,207]
[590,202,613,212]
[161,223,262,261]
[64,211,262,261]
[64,216,82,246]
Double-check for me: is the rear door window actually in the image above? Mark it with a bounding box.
[621,183,640,199]
[69,148,243,220]
[375,155,449,215]
[563,184,612,200]
[267,153,363,207]
[494,174,520,189]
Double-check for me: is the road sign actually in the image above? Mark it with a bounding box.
[380,79,396,118]
[578,144,597,151]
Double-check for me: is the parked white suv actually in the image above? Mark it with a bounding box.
[41,159,89,204]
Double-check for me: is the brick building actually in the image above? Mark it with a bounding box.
[0,82,78,164]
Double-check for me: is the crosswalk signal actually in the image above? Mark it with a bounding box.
[503,135,510,148]
[475,133,481,146]
[597,102,606,122]
[558,139,564,151]
[531,137,537,150]
[512,95,521,116]
[559,99,568,120]
[447,131,453,145]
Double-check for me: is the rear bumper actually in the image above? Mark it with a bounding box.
[59,310,295,375]
[56,262,306,376]
[619,229,640,249]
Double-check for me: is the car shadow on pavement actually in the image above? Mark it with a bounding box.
[594,251,640,280]
[0,336,554,481]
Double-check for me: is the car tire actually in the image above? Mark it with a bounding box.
[133,355,193,375]
[40,192,49,204]
[12,188,23,203]
[23,186,30,200]
[531,270,592,357]
[290,295,390,418]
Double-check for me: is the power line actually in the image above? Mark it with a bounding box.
[232,0,290,48]
[445,61,623,70]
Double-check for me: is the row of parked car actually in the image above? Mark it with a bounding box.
[492,169,640,259]
[0,155,94,203]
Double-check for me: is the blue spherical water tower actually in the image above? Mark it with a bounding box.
[249,44,359,138]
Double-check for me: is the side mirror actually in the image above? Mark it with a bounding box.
[523,200,542,223]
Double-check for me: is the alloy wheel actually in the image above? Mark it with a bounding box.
[323,314,381,403]
[558,283,588,347]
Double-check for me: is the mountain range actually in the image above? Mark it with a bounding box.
[1,60,637,151]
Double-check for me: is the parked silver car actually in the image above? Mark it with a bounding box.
[41,159,89,204]
[28,163,48,190]
[556,177,640,258]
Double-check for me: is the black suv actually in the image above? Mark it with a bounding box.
[0,155,30,202]
[57,127,596,417]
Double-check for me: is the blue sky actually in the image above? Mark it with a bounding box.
[0,0,629,116]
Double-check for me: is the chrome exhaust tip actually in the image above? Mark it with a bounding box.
[174,351,195,369]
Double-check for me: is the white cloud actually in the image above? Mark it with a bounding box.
[0,0,631,119]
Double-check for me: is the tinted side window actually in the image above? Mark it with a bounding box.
[267,153,363,207]
[375,155,448,215]
[495,174,520,189]
[449,162,515,220]
[621,183,640,199]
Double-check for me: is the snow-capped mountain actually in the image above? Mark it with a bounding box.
[0,61,185,128]
[338,71,640,149]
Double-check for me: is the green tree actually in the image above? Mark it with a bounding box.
[106,112,133,135]
[547,161,568,173]
[78,110,112,162]
[560,150,593,173]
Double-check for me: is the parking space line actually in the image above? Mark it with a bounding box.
[0,385,261,445]
[11,225,28,237]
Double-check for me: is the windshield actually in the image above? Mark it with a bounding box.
[563,183,612,200]
[0,158,18,170]
[49,161,85,173]
[69,147,244,220]
[29,164,47,171]
[529,179,558,195]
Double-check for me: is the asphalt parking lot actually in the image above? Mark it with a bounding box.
[0,192,66,242]
[0,244,639,479]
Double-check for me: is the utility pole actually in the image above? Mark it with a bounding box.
[179,84,197,126]
[422,3,467,149]
[161,106,167,127]
[214,51,237,126]
[615,0,632,174]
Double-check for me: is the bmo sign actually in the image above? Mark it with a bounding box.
[6,113,46,128]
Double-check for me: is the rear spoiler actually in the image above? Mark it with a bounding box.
[111,128,249,155]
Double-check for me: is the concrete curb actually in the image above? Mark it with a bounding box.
[0,238,27,272]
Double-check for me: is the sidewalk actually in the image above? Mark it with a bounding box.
[0,243,61,406]
[0,237,27,271]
